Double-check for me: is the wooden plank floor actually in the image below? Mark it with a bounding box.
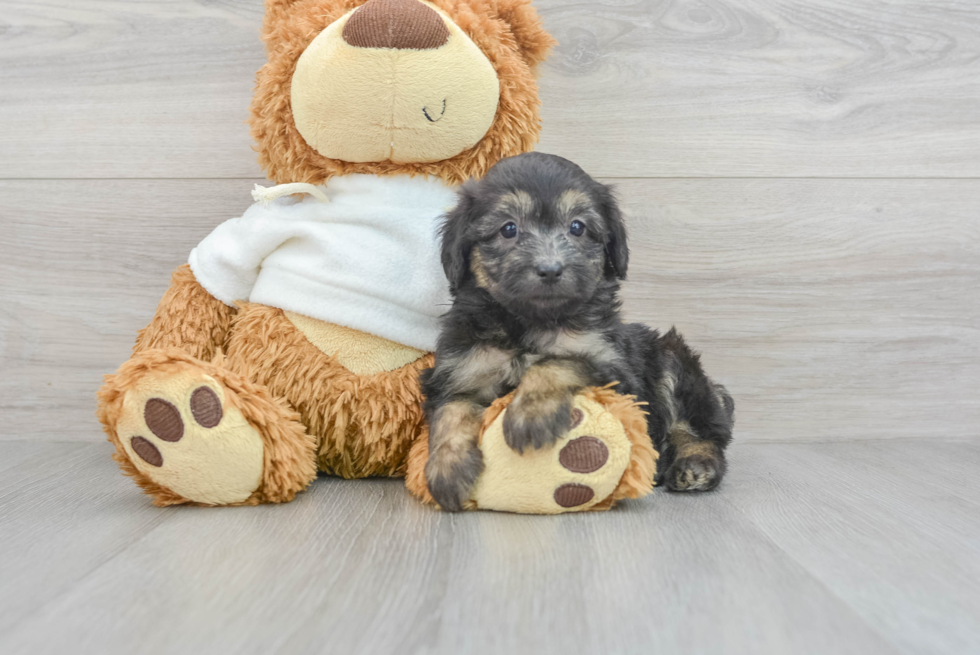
[0,438,977,655]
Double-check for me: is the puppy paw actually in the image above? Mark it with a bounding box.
[665,452,725,492]
[502,390,575,454]
[425,443,484,512]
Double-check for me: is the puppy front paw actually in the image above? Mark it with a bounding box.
[425,442,484,512]
[502,391,574,454]
[665,452,725,492]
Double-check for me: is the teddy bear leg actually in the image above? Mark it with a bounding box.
[97,348,317,506]
[406,387,658,514]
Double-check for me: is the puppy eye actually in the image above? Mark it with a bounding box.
[500,222,518,239]
[569,220,585,237]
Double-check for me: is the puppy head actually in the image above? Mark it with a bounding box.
[441,152,629,321]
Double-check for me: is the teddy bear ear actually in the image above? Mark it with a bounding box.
[263,0,342,31]
[263,0,307,16]
[261,0,307,32]
[264,0,305,10]
[494,0,556,69]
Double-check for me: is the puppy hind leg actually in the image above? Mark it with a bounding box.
[663,379,733,491]
[654,335,733,492]
[663,421,727,492]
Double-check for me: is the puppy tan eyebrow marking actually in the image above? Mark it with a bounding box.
[494,190,535,217]
[556,189,593,218]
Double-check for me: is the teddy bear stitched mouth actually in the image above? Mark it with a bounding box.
[367,99,448,130]
[422,99,447,123]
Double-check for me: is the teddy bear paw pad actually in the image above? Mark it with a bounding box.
[471,395,633,514]
[115,370,265,505]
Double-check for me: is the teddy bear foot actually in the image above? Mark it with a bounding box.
[406,386,658,514]
[471,387,658,513]
[97,349,317,506]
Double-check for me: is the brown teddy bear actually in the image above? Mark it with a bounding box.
[97,0,656,512]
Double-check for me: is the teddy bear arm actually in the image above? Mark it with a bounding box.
[133,263,237,362]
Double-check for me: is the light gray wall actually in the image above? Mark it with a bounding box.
[2,0,978,442]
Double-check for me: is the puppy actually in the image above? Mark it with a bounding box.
[421,152,734,511]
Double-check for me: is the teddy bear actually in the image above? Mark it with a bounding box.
[97,0,657,513]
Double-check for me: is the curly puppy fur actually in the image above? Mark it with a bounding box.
[421,152,735,510]
[252,0,555,186]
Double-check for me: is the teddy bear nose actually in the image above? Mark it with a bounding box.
[343,0,451,50]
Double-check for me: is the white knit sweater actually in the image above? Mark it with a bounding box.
[188,174,457,352]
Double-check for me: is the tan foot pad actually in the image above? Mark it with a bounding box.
[115,369,265,506]
[471,395,634,514]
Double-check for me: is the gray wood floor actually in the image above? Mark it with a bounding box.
[2,0,979,653]
[0,438,978,655]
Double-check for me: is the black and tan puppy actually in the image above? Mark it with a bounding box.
[421,152,734,511]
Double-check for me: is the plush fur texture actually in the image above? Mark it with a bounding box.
[97,349,318,507]
[98,0,555,507]
[133,264,237,360]
[251,0,555,185]
[404,385,658,512]
[100,285,432,505]
[285,311,427,375]
[420,153,735,510]
[224,304,433,478]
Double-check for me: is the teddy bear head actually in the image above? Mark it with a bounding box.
[250,0,554,185]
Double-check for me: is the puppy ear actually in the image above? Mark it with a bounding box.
[598,184,629,280]
[440,183,479,292]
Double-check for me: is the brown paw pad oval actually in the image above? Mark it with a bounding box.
[559,436,609,473]
[554,483,595,508]
[144,398,183,442]
[190,387,222,428]
[131,436,163,467]
[569,408,585,430]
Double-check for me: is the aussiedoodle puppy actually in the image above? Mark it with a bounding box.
[421,152,734,511]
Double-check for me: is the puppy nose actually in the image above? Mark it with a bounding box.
[536,262,564,282]
[343,0,450,50]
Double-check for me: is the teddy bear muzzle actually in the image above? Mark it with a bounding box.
[290,0,501,165]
